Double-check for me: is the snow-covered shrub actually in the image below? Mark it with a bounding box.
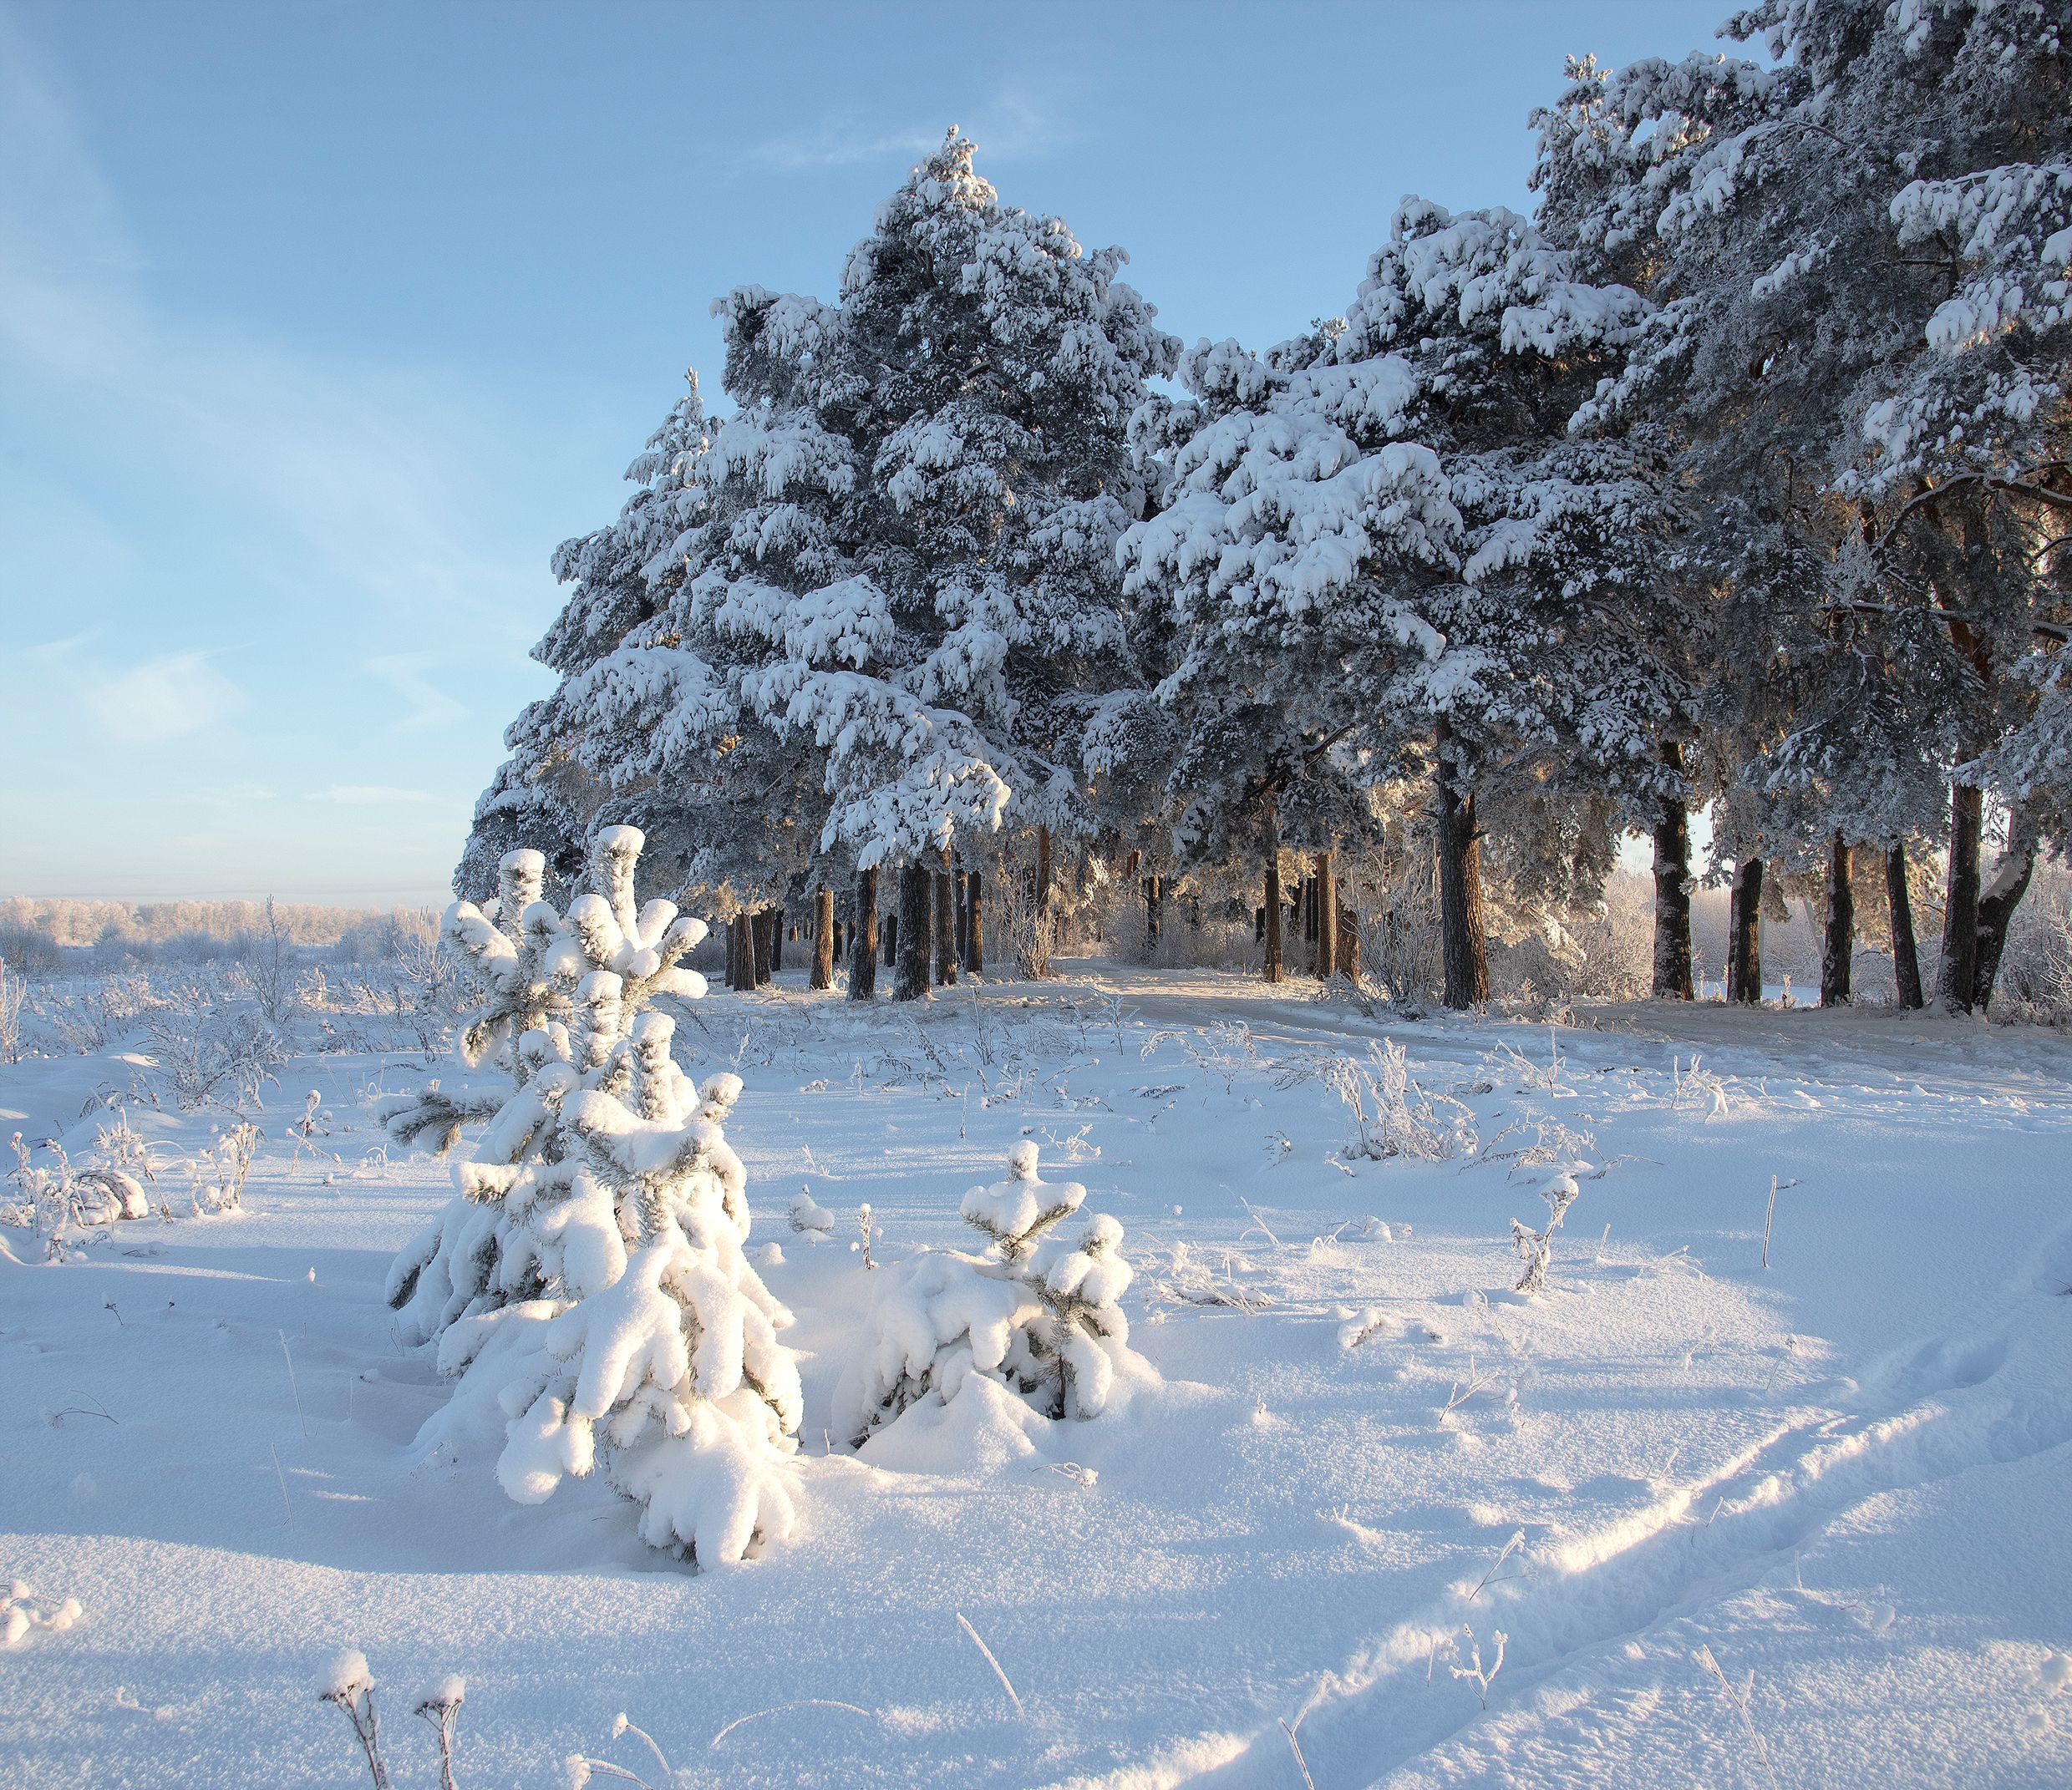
[4,1135,148,1260]
[142,1001,284,1112]
[380,829,800,1565]
[1510,1169,1582,1295]
[838,1141,1144,1447]
[1,1580,82,1651]
[1991,865,2072,1024]
[189,1121,260,1215]
[1324,1041,1478,1161]
[0,956,26,1063]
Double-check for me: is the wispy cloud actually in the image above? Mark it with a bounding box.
[316,784,437,806]
[366,653,469,733]
[82,650,245,745]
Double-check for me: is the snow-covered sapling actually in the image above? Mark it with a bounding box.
[381,830,800,1565]
[788,1185,835,1241]
[1510,1169,1581,1295]
[839,1142,1144,1443]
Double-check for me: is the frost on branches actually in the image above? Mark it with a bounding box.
[837,1141,1145,1449]
[377,828,800,1565]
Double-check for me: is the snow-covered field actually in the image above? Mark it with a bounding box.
[4,966,2070,1789]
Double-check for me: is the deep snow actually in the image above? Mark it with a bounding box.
[3,966,2069,1788]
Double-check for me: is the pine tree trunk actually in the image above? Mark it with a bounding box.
[732,913,755,992]
[1651,742,1694,1001]
[1937,783,1983,1012]
[751,909,774,985]
[1336,897,1358,981]
[1025,825,1053,978]
[1434,719,1490,1009]
[1973,805,2039,1011]
[955,870,971,967]
[1821,832,1854,1007]
[769,910,785,975]
[883,909,898,968]
[933,851,957,986]
[966,870,983,973]
[1314,852,1336,982]
[1886,847,1922,1010]
[1262,799,1283,984]
[1726,857,1764,1005]
[810,885,835,991]
[894,865,932,1001]
[724,913,739,990]
[1144,874,1162,960]
[848,866,879,1001]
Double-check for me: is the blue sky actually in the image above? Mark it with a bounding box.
[1,0,1731,905]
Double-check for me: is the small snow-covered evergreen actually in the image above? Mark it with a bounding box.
[378,828,800,1564]
[839,1142,1141,1446]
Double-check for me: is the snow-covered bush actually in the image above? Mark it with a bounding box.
[142,1001,284,1112]
[4,1134,149,1260]
[1,1580,82,1651]
[838,1141,1144,1447]
[1324,1041,1478,1162]
[380,829,801,1565]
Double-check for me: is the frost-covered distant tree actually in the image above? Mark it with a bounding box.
[1126,203,1682,1007]
[1533,0,2071,1012]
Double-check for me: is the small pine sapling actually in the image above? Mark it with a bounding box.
[1510,1169,1582,1295]
[838,1141,1144,1443]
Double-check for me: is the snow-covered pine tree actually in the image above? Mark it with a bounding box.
[494,130,1176,997]
[836,1141,1141,1445]
[379,826,699,1338]
[455,376,725,902]
[380,829,799,1563]
[1125,205,1681,1007]
[1532,3,2070,1012]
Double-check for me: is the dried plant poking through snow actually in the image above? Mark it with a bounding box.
[380,830,800,1567]
[1511,1169,1582,1295]
[838,1141,1147,1445]
[1324,1040,1478,1162]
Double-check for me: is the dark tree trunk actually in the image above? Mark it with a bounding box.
[848,866,879,1001]
[1726,858,1765,1005]
[1144,874,1163,960]
[1254,907,1265,944]
[1314,852,1336,982]
[894,865,932,1001]
[769,909,785,974]
[955,870,971,967]
[933,852,957,986]
[1026,824,1053,978]
[1821,833,1855,1007]
[731,913,755,992]
[1937,783,1983,1012]
[724,912,738,990]
[1335,897,1358,981]
[1887,847,1923,1010]
[751,909,774,985]
[1651,741,1694,1001]
[966,870,983,973]
[1433,719,1490,1009]
[1973,807,2039,1010]
[1262,798,1284,985]
[810,885,835,991]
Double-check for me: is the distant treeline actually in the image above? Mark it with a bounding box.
[0,898,438,973]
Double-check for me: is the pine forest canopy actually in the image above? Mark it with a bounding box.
[460,0,2070,1015]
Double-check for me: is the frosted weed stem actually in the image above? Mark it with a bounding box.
[956,1612,1025,1718]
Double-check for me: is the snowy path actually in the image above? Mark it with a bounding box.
[3,972,2069,1788]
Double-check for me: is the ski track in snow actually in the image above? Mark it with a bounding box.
[3,964,2069,1789]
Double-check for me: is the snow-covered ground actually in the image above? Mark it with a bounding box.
[4,965,2069,1789]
